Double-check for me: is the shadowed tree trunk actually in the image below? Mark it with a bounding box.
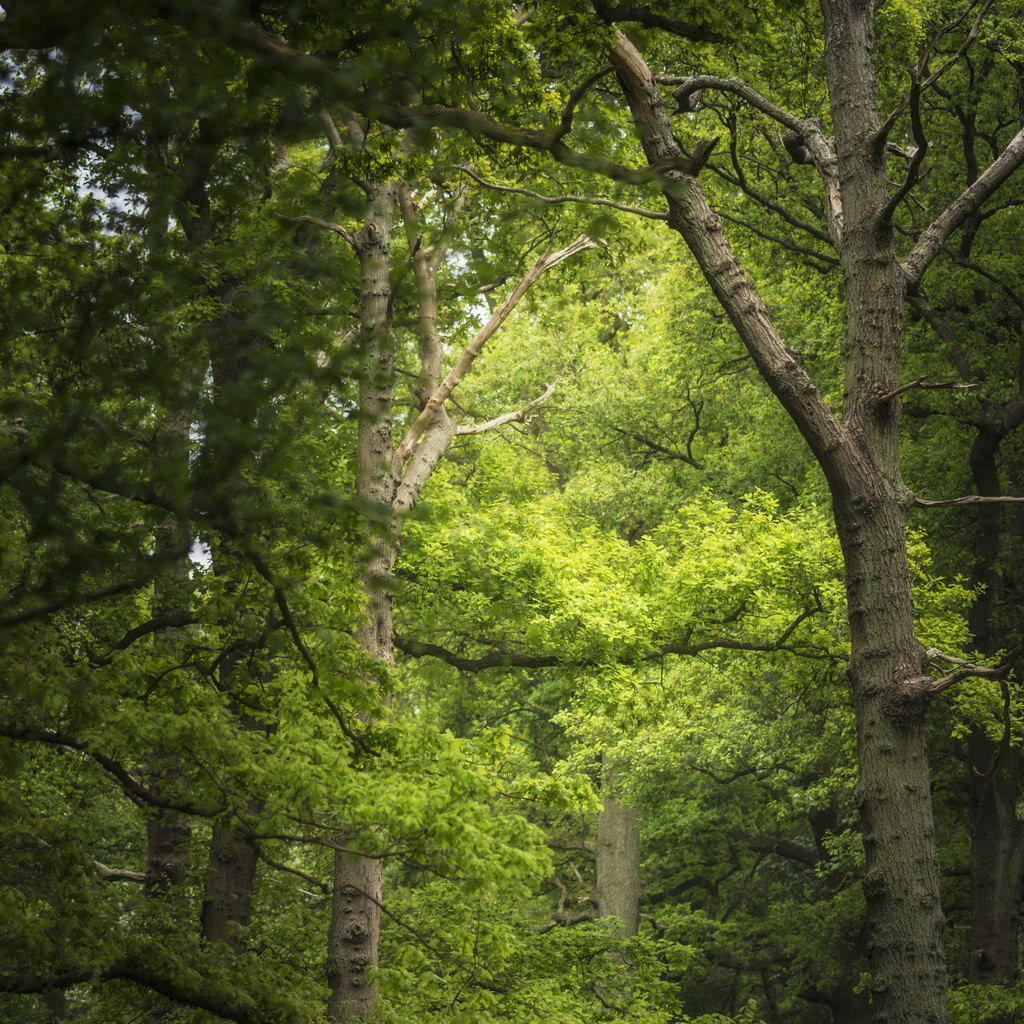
[965,412,1024,999]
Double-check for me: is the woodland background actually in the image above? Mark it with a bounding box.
[2,2,1024,1023]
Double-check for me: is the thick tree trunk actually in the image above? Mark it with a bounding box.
[609,13,948,1020]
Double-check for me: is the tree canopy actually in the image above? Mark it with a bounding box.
[3,3,1024,1024]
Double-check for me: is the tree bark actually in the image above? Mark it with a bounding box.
[609,13,948,1020]
[595,754,641,937]
[965,413,1024,995]
[326,178,399,1022]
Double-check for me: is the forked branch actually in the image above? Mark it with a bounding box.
[455,382,557,436]
[914,642,1024,698]
[393,236,601,467]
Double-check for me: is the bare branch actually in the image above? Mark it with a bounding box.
[457,165,668,220]
[914,642,1024,698]
[664,75,803,131]
[905,296,978,381]
[393,236,601,467]
[730,830,821,868]
[93,861,147,884]
[901,126,1024,288]
[715,208,838,272]
[455,382,557,436]
[879,376,981,402]
[275,212,357,247]
[913,494,1024,508]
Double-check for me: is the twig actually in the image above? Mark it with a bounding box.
[457,165,667,220]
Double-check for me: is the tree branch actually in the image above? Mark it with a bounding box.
[555,67,615,141]
[393,236,600,467]
[456,165,668,220]
[0,723,221,818]
[876,0,996,148]
[592,1,725,42]
[730,829,821,868]
[275,212,357,247]
[879,376,981,402]
[901,126,1024,288]
[93,861,147,883]
[879,71,927,224]
[608,33,844,463]
[0,959,280,1024]
[913,642,1024,698]
[396,599,826,672]
[913,494,1024,508]
[455,382,557,436]
[664,75,842,246]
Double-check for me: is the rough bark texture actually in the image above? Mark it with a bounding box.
[609,13,948,1021]
[200,825,259,953]
[327,853,385,1022]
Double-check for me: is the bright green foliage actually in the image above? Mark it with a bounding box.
[2,1,1019,1022]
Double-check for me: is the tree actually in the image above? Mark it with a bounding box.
[5,2,1024,1022]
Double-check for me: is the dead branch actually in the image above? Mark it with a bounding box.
[880,376,981,402]
[456,383,557,436]
[393,236,601,467]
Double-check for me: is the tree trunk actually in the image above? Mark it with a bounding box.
[595,754,641,937]
[200,825,259,953]
[968,730,1024,988]
[326,178,399,1022]
[327,852,385,1022]
[965,415,1024,995]
[609,11,949,1019]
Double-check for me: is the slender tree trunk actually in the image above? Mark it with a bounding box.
[201,825,259,953]
[965,417,1024,996]
[145,427,194,900]
[595,754,641,937]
